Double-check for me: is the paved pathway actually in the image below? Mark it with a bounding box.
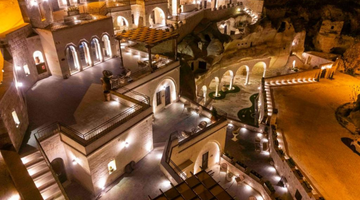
[225,126,292,199]
[21,58,123,152]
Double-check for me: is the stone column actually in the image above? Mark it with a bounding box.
[118,39,124,67]
[202,86,207,103]
[245,71,250,85]
[215,77,220,97]
[228,74,234,90]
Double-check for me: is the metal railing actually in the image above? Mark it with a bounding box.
[34,104,145,146]
[34,122,61,142]
[122,87,150,105]
[34,135,70,200]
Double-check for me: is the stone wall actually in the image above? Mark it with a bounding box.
[0,84,29,152]
[23,0,53,28]
[121,64,180,113]
[264,69,320,84]
[302,52,334,68]
[221,158,272,200]
[87,115,153,194]
[41,134,71,181]
[269,127,318,200]
[0,152,20,200]
[51,17,115,78]
[169,121,227,177]
[36,28,61,77]
[6,24,50,91]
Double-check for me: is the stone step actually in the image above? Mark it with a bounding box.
[27,161,50,178]
[41,182,62,200]
[34,171,56,191]
[21,151,43,167]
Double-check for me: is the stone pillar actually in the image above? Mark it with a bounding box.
[245,71,250,85]
[147,46,152,69]
[118,39,124,67]
[228,74,234,90]
[202,86,207,103]
[215,78,220,97]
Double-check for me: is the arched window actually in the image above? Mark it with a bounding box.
[79,41,92,69]
[33,51,47,74]
[149,7,165,27]
[33,51,45,64]
[102,35,112,59]
[66,46,80,74]
[90,38,102,64]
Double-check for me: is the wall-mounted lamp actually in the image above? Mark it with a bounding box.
[31,0,38,6]
[72,158,77,165]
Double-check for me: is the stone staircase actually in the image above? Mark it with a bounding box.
[21,151,65,200]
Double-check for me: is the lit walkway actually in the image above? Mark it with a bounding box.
[21,58,123,152]
[152,102,211,144]
[225,126,292,199]
[99,148,172,200]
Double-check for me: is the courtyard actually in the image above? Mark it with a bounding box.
[272,73,360,200]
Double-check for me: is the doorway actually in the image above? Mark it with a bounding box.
[165,86,171,106]
[202,152,209,170]
[51,158,67,183]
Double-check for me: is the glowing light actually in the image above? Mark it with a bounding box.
[162,180,171,187]
[146,142,152,152]
[157,153,162,160]
[31,0,38,6]
[99,179,106,190]
[257,133,262,138]
[267,166,276,172]
[15,66,22,71]
[16,82,23,87]
[72,158,77,165]
[237,8,241,12]
[124,141,129,148]
[8,194,20,200]
[245,184,252,191]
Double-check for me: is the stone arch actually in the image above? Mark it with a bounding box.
[114,15,129,32]
[90,37,103,64]
[193,141,221,174]
[33,50,45,64]
[252,61,266,77]
[101,34,112,59]
[153,78,177,113]
[65,44,81,75]
[78,40,92,70]
[234,65,249,85]
[149,7,166,27]
[220,70,235,90]
[51,158,67,183]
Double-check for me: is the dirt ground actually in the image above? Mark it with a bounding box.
[272,73,360,200]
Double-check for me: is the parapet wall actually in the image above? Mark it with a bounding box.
[264,69,320,85]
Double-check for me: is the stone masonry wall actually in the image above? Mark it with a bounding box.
[0,84,29,152]
[87,115,153,194]
[6,24,39,91]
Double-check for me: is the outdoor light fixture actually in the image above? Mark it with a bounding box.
[16,82,23,88]
[31,0,38,6]
[237,8,241,12]
[124,141,129,148]
[15,66,22,71]
[72,159,77,165]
